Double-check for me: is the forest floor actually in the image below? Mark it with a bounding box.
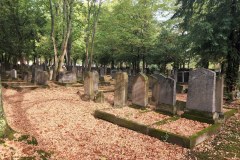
[0,82,239,160]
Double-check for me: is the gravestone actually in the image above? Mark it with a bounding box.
[152,74,176,114]
[111,69,117,79]
[215,75,224,113]
[84,72,94,99]
[32,65,43,83]
[58,71,77,84]
[11,69,17,79]
[127,75,136,99]
[100,67,105,77]
[186,68,216,113]
[22,71,32,83]
[36,71,49,85]
[93,71,99,93]
[132,73,148,107]
[49,68,53,80]
[114,72,128,107]
[149,75,158,89]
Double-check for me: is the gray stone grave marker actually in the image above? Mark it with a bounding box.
[36,71,49,85]
[186,68,216,113]
[93,71,99,93]
[11,69,17,79]
[84,72,94,99]
[132,73,148,107]
[114,72,128,107]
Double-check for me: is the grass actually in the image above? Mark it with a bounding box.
[187,113,240,159]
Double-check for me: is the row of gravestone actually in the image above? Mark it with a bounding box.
[84,68,224,120]
[9,67,78,85]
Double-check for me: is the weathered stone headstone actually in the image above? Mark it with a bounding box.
[149,74,166,88]
[32,65,43,83]
[58,71,77,84]
[186,68,216,113]
[36,71,49,85]
[148,75,158,89]
[22,71,32,83]
[49,68,53,80]
[111,70,117,79]
[93,71,99,93]
[11,69,17,79]
[215,75,224,113]
[84,72,94,99]
[127,75,136,99]
[132,73,148,107]
[100,68,105,77]
[114,72,128,107]
[152,74,176,113]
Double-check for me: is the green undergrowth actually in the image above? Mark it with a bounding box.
[0,133,53,159]
[187,113,240,159]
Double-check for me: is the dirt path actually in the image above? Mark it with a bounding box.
[2,86,187,159]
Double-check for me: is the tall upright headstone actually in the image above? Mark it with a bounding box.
[132,73,149,107]
[84,72,94,98]
[114,72,128,107]
[152,74,176,114]
[93,71,99,93]
[186,68,216,113]
[11,69,17,79]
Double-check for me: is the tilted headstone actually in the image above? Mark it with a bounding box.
[84,72,94,98]
[132,73,149,107]
[58,71,77,84]
[11,69,17,79]
[215,75,224,113]
[36,71,49,85]
[186,68,216,113]
[93,71,99,93]
[114,72,128,107]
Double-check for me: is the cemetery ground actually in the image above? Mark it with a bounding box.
[0,81,239,159]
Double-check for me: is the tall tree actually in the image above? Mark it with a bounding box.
[49,0,74,80]
[174,0,240,97]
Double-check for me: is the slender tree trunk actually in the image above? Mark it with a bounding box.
[225,0,240,99]
[49,0,58,80]
[88,0,102,71]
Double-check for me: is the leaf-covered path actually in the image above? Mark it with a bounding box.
[2,86,188,159]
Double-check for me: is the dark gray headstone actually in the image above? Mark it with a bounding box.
[36,71,49,85]
[132,73,148,107]
[186,68,216,113]
[58,71,77,84]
